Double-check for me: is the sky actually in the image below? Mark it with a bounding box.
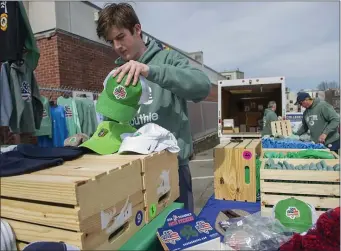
[95,1,340,91]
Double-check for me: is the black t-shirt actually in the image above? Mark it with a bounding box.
[0,1,27,63]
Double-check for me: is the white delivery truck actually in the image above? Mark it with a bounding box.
[218,76,286,143]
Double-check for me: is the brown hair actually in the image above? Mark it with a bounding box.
[96,2,141,41]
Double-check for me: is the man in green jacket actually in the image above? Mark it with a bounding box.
[295,92,340,152]
[96,3,211,212]
[262,101,278,136]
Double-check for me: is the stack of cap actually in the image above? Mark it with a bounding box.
[272,197,318,233]
[80,121,136,155]
[96,69,150,123]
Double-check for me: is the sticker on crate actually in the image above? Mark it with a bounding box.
[157,170,171,197]
[100,197,132,234]
[157,209,220,251]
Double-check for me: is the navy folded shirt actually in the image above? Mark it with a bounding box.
[23,241,80,251]
[0,144,84,177]
[17,144,84,161]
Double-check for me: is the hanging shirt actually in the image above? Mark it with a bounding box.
[75,98,98,137]
[57,97,81,137]
[0,62,13,126]
[93,100,104,124]
[50,105,68,147]
[34,96,52,137]
[8,61,43,133]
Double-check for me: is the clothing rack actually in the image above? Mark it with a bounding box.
[39,86,100,94]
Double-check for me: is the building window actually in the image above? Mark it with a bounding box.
[290,100,293,104]
[315,93,318,98]
[290,108,293,111]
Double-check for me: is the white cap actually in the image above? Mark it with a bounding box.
[118,123,180,154]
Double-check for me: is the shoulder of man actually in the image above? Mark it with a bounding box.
[156,47,189,64]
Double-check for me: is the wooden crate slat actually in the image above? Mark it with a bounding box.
[260,181,340,196]
[4,218,84,248]
[1,174,82,205]
[271,120,292,136]
[1,198,80,231]
[260,169,339,182]
[261,194,339,209]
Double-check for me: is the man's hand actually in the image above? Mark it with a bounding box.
[113,60,149,87]
[318,133,327,143]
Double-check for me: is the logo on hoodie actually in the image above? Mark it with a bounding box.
[21,81,31,102]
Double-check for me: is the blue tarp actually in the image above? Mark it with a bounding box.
[198,195,261,228]
[262,137,325,149]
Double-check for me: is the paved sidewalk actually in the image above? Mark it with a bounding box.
[189,148,215,215]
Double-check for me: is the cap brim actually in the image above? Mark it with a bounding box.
[80,137,120,155]
[294,101,299,105]
[118,136,158,154]
[96,90,138,123]
[284,222,312,233]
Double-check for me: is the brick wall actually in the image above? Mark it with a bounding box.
[34,35,60,87]
[3,29,217,145]
[35,29,119,91]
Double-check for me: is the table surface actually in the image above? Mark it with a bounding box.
[120,202,184,251]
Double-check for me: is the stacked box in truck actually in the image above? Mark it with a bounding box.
[218,76,286,141]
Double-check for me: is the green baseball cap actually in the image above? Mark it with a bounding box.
[272,197,317,233]
[79,121,137,155]
[96,69,150,123]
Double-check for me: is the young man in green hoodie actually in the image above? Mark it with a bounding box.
[295,92,340,152]
[96,3,211,212]
[262,101,278,136]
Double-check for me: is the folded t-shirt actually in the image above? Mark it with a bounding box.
[0,151,64,177]
[17,144,83,161]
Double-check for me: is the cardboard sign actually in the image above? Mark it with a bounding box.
[157,209,221,251]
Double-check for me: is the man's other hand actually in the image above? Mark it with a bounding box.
[318,133,327,143]
[113,60,149,87]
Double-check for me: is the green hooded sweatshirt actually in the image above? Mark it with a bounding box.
[262,108,278,136]
[297,98,340,145]
[115,40,211,164]
[18,1,40,71]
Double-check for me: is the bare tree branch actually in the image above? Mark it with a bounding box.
[317,81,339,91]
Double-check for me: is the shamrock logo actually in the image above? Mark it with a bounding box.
[98,128,108,137]
[180,225,198,240]
[113,85,127,99]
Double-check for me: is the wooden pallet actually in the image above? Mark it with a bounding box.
[262,148,339,159]
[1,154,145,250]
[214,139,262,202]
[271,120,292,136]
[260,159,340,217]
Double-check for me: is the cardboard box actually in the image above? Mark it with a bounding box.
[246,112,262,127]
[1,154,145,250]
[249,127,257,132]
[240,124,247,132]
[233,127,240,133]
[223,119,234,128]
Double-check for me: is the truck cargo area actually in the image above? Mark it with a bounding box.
[220,83,283,137]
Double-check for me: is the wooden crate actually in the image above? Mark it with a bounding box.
[262,148,339,159]
[271,120,292,136]
[214,139,262,202]
[260,159,340,217]
[1,154,145,250]
[110,151,180,223]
